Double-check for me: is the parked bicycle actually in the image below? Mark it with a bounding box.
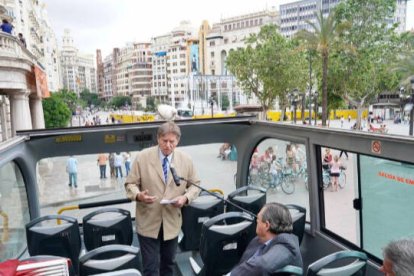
[322,166,346,190]
[248,159,295,194]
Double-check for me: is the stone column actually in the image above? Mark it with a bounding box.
[29,95,45,129]
[0,95,11,141]
[9,90,32,133]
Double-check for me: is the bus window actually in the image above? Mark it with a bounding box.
[36,143,238,220]
[320,148,359,246]
[249,139,309,220]
[0,162,29,262]
[181,143,237,195]
[360,156,414,258]
[37,153,135,220]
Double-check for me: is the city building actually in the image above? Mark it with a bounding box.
[280,0,408,37]
[96,49,104,101]
[99,42,152,108]
[201,8,279,110]
[151,33,172,103]
[0,0,58,142]
[151,21,197,106]
[60,29,96,96]
[129,42,152,108]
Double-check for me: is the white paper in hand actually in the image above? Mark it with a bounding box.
[160,199,178,205]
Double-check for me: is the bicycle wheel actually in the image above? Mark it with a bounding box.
[339,172,346,189]
[322,171,330,190]
[304,174,309,190]
[281,176,295,194]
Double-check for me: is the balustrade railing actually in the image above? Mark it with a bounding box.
[0,32,37,63]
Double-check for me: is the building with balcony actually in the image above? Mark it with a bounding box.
[99,43,152,108]
[280,0,408,37]
[60,29,96,96]
[204,8,278,76]
[0,32,49,142]
[151,33,171,103]
[0,0,60,142]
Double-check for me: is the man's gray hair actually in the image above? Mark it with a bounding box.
[383,238,414,275]
[261,202,293,234]
[157,121,181,140]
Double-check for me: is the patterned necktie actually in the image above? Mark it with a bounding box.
[162,156,168,183]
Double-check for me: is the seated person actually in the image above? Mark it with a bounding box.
[230,202,303,276]
[218,143,231,160]
[381,238,414,276]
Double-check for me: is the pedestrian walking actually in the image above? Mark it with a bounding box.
[340,116,344,128]
[66,155,78,188]
[348,115,351,122]
[124,152,131,176]
[109,153,115,177]
[114,152,123,178]
[97,153,108,179]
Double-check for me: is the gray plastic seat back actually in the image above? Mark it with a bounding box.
[306,250,367,276]
[79,244,141,276]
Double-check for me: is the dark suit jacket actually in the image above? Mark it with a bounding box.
[230,233,302,276]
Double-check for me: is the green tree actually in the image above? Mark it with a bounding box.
[55,89,78,114]
[145,96,157,112]
[80,88,101,107]
[334,0,404,128]
[221,94,230,111]
[110,96,131,108]
[43,93,72,128]
[227,25,307,119]
[296,10,341,126]
[391,32,414,90]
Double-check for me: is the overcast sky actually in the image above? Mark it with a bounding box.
[43,0,414,57]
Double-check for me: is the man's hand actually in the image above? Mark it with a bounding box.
[171,195,188,208]
[136,190,157,204]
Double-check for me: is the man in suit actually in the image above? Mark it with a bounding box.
[230,202,303,276]
[125,121,200,276]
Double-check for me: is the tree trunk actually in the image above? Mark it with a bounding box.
[356,104,363,130]
[281,106,286,122]
[321,51,329,126]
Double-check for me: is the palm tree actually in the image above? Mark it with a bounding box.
[296,10,339,126]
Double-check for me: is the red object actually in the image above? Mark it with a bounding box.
[0,259,19,276]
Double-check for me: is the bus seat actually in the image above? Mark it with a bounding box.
[285,204,306,245]
[226,185,266,219]
[92,268,142,275]
[82,208,133,252]
[272,265,303,276]
[181,191,225,251]
[190,212,255,276]
[306,250,368,276]
[79,244,141,276]
[25,215,81,272]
